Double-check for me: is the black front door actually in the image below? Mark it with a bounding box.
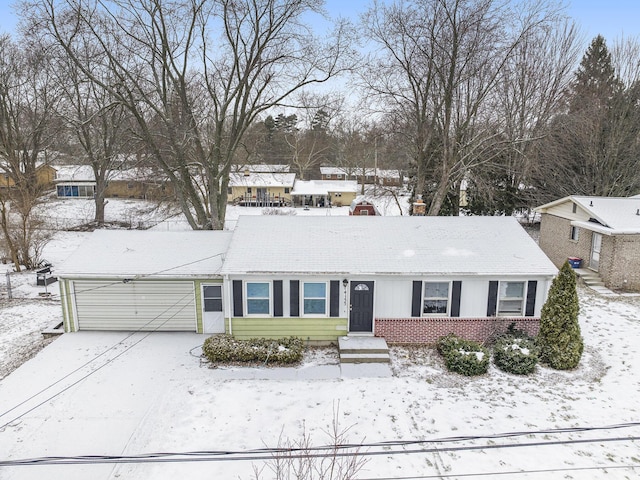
[349,281,374,332]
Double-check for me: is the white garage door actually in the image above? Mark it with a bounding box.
[72,280,197,331]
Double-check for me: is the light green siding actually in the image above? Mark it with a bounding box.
[194,279,223,334]
[60,279,76,332]
[228,317,348,341]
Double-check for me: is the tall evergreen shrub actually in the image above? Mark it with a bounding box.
[537,261,583,369]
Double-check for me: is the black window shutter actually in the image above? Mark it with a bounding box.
[525,280,537,317]
[290,280,300,317]
[487,281,498,316]
[411,281,422,317]
[232,280,243,317]
[273,280,283,317]
[329,280,339,317]
[451,281,462,317]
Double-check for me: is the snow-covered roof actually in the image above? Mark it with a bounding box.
[320,166,376,176]
[229,172,296,188]
[349,196,381,215]
[232,164,290,173]
[221,216,557,276]
[291,180,358,195]
[57,230,232,278]
[536,195,640,234]
[377,169,400,179]
[53,165,96,183]
[54,165,167,183]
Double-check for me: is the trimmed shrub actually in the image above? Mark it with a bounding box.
[537,261,583,370]
[493,334,539,375]
[202,335,304,365]
[437,334,489,376]
[436,333,461,357]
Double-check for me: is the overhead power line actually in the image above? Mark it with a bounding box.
[1,433,638,467]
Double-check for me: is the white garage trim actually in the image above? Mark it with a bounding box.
[71,280,198,332]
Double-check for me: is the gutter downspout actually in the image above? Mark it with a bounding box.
[225,274,233,335]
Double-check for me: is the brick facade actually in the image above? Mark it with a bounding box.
[539,213,640,291]
[375,317,540,345]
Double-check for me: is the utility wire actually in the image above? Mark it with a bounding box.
[0,291,197,430]
[0,434,638,466]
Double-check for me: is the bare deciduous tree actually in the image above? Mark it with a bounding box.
[361,0,570,215]
[34,0,354,229]
[0,34,58,270]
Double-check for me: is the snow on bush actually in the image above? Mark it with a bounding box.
[493,333,539,375]
[202,335,304,365]
[437,334,489,376]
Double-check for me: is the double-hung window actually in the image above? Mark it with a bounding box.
[498,282,525,316]
[246,282,270,315]
[570,226,579,241]
[303,282,327,315]
[423,282,449,315]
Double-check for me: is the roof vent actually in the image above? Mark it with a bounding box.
[589,200,593,207]
[637,208,640,216]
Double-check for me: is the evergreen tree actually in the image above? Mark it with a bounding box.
[570,35,621,112]
[537,261,583,370]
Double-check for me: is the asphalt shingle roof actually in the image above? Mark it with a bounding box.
[221,215,557,276]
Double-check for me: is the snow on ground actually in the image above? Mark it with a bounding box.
[0,286,638,479]
[1,195,639,478]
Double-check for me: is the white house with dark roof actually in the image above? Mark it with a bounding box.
[220,215,556,343]
[535,195,640,291]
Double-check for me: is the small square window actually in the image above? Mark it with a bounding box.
[423,282,449,315]
[284,187,290,194]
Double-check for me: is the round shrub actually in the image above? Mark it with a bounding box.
[437,334,489,376]
[436,333,461,357]
[493,334,539,375]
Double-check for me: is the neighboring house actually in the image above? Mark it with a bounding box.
[227,172,296,206]
[232,164,290,173]
[54,165,96,198]
[58,230,232,333]
[320,166,350,181]
[349,197,381,216]
[54,165,174,200]
[376,169,401,187]
[290,180,358,207]
[535,195,640,291]
[0,163,57,189]
[220,216,556,344]
[320,166,402,187]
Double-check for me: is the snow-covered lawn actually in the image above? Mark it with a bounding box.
[1,196,639,478]
[0,286,638,479]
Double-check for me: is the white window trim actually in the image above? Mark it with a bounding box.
[245,281,271,317]
[301,281,328,317]
[422,281,451,317]
[497,281,526,317]
[570,226,579,242]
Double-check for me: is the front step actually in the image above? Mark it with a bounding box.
[338,337,390,364]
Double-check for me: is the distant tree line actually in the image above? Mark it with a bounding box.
[0,0,638,260]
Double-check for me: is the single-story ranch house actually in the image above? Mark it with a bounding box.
[535,195,640,291]
[57,216,557,344]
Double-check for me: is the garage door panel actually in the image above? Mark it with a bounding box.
[73,280,197,331]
